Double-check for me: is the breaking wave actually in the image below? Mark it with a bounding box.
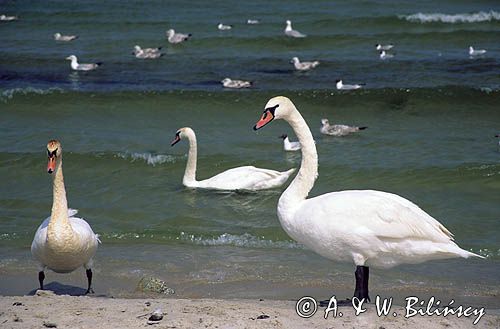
[401,11,500,23]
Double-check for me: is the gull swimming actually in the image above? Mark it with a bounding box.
[247,19,260,24]
[166,29,192,44]
[65,55,102,71]
[218,23,232,30]
[280,134,301,151]
[380,50,394,60]
[284,20,306,38]
[133,45,163,59]
[0,14,18,21]
[221,78,251,89]
[54,33,78,42]
[336,79,363,90]
[375,43,394,51]
[291,57,320,71]
[469,46,486,56]
[320,118,367,136]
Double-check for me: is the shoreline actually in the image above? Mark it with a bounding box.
[1,291,499,329]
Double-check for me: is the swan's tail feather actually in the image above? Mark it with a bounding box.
[462,249,484,259]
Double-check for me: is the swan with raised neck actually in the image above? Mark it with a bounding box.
[31,140,99,293]
[254,96,482,302]
[171,127,295,191]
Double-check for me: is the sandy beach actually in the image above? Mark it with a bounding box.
[1,290,499,329]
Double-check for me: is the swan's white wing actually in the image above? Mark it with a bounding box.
[199,166,294,190]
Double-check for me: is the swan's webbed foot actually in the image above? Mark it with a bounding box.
[85,269,94,294]
[319,298,352,307]
[38,271,45,290]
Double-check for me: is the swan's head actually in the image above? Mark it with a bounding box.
[65,55,77,61]
[291,57,299,64]
[321,118,329,126]
[166,29,175,37]
[47,140,62,174]
[253,96,294,130]
[171,127,194,146]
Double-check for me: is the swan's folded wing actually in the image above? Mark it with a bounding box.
[200,166,292,190]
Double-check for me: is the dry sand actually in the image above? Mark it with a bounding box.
[1,290,499,328]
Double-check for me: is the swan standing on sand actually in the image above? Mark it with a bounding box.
[171,127,295,191]
[31,140,100,294]
[253,96,482,302]
[320,118,367,136]
[284,20,306,38]
[166,29,192,44]
[280,134,301,151]
[66,55,102,71]
[291,57,319,71]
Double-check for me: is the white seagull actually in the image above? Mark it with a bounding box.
[280,134,301,151]
[380,50,394,60]
[54,33,78,42]
[336,79,363,90]
[166,29,192,44]
[0,14,18,21]
[221,78,251,89]
[375,43,394,51]
[65,55,102,71]
[253,96,483,303]
[133,45,163,59]
[320,118,367,137]
[469,46,486,56]
[284,20,306,38]
[291,57,320,71]
[247,19,260,25]
[218,23,232,30]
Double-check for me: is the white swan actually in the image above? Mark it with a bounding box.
[253,96,482,302]
[280,134,301,151]
[171,127,295,191]
[31,140,100,294]
[65,55,102,71]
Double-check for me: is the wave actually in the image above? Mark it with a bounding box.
[178,232,303,249]
[115,152,178,166]
[0,87,64,102]
[400,11,500,24]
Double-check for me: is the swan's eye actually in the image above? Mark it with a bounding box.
[265,104,279,115]
[47,149,57,157]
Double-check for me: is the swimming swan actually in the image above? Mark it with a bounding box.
[253,96,482,302]
[171,127,295,191]
[31,140,100,294]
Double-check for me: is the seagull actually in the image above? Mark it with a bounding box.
[0,14,18,21]
[133,45,163,59]
[218,23,232,30]
[320,118,368,137]
[469,46,486,56]
[221,78,251,89]
[247,19,260,25]
[291,57,320,71]
[375,43,394,51]
[284,20,306,38]
[280,134,301,151]
[65,55,102,71]
[166,29,192,44]
[54,33,78,42]
[336,79,363,90]
[380,50,394,60]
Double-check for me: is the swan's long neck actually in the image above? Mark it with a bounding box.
[280,107,318,208]
[47,157,74,243]
[183,131,198,186]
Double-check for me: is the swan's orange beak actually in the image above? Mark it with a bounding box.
[47,156,56,174]
[253,109,274,130]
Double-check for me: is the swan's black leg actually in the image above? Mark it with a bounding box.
[38,271,45,290]
[85,269,94,294]
[354,265,370,302]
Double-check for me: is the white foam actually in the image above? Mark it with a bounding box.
[179,232,303,249]
[0,87,64,102]
[401,11,500,23]
[116,152,177,166]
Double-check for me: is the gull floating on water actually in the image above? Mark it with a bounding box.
[218,23,232,30]
[280,134,301,151]
[133,45,163,59]
[284,20,306,38]
[166,29,192,44]
[65,55,102,71]
[320,118,368,137]
[54,33,78,42]
[375,43,394,51]
[221,78,251,89]
[247,19,260,25]
[0,14,18,21]
[336,79,363,90]
[380,50,394,60]
[291,57,319,71]
[469,46,486,56]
